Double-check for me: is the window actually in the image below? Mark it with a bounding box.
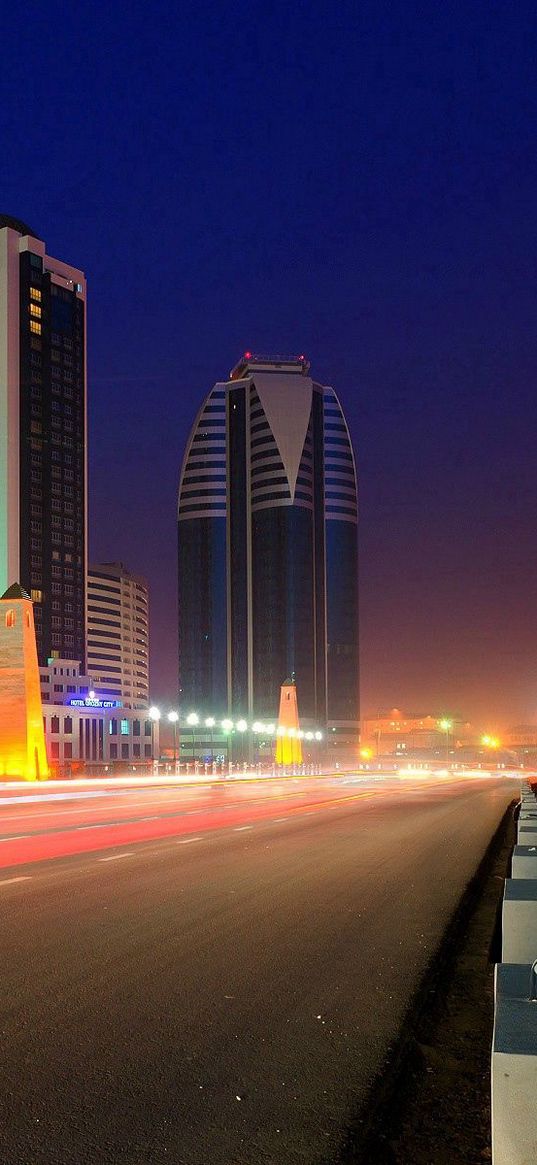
[5,610,15,628]
[30,320,41,334]
[121,743,129,759]
[50,742,60,759]
[64,743,73,759]
[51,716,60,735]
[120,719,129,736]
[109,719,118,736]
[133,720,140,736]
[110,743,118,759]
[29,303,41,318]
[133,744,140,757]
[144,721,152,737]
[144,744,152,758]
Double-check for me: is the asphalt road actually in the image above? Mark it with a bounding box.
[0,775,514,1165]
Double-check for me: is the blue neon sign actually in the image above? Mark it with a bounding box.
[68,697,122,709]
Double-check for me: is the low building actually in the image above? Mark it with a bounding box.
[361,708,472,755]
[39,657,158,772]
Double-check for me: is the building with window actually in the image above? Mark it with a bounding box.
[87,562,149,708]
[0,215,87,666]
[39,657,158,770]
[177,353,359,748]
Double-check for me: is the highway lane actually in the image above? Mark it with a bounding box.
[0,773,468,867]
[0,776,513,1165]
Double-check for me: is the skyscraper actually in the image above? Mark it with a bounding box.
[0,215,87,666]
[177,354,359,741]
[87,562,149,708]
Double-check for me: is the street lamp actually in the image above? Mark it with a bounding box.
[221,718,234,765]
[149,705,161,765]
[167,710,179,767]
[438,718,452,765]
[186,712,199,764]
[205,716,215,761]
[236,719,248,767]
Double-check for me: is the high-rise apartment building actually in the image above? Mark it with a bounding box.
[87,562,149,708]
[177,353,359,738]
[0,215,87,666]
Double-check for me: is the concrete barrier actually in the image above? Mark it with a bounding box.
[502,880,537,963]
[511,846,537,878]
[492,961,537,1164]
[492,785,537,1161]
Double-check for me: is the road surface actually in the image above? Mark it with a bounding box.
[0,774,513,1164]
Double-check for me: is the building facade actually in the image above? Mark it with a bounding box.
[177,354,359,740]
[0,215,87,667]
[87,562,149,708]
[40,657,158,770]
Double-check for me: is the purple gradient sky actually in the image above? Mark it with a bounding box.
[2,1,537,728]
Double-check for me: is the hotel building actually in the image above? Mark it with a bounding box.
[39,657,158,770]
[0,214,87,666]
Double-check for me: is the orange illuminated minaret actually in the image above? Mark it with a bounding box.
[275,678,303,766]
[0,584,49,780]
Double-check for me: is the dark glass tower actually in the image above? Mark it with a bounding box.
[0,216,87,666]
[177,354,358,736]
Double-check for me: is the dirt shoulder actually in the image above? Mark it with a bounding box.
[338,798,516,1165]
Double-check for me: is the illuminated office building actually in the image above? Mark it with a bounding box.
[177,353,359,741]
[0,215,87,666]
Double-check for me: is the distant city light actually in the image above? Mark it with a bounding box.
[221,718,233,733]
[438,718,452,733]
[186,712,199,727]
[205,717,216,728]
[168,710,179,723]
[236,719,248,732]
[314,731,322,741]
[149,706,161,721]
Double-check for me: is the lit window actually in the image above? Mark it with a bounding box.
[29,303,41,318]
[30,287,42,302]
[5,610,15,628]
[30,320,41,334]
[120,719,129,735]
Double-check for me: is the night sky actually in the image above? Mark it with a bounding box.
[2,2,536,728]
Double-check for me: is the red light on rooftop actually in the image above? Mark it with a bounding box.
[244,351,252,359]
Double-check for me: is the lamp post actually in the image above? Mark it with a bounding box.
[168,710,179,769]
[149,705,161,767]
[314,730,323,772]
[205,716,215,762]
[236,719,247,769]
[186,712,199,765]
[222,718,234,767]
[438,718,452,765]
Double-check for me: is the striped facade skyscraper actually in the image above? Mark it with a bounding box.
[177,353,358,743]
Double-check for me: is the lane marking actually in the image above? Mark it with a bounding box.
[0,834,29,842]
[272,818,289,824]
[233,825,252,832]
[177,836,203,845]
[97,852,135,862]
[0,876,32,886]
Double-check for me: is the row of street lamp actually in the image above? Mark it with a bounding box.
[148,706,323,764]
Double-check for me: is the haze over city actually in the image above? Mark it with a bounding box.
[2,1,536,727]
